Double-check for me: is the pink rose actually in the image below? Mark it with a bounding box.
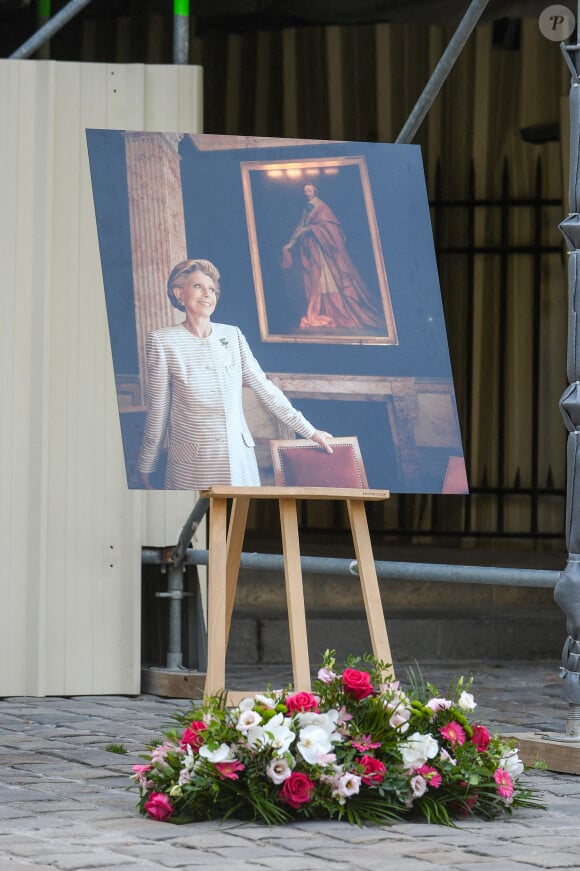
[180,720,207,752]
[144,792,173,821]
[471,724,490,753]
[357,755,387,785]
[279,771,316,808]
[285,691,320,714]
[342,668,374,700]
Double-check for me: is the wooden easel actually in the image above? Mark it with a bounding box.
[201,486,392,704]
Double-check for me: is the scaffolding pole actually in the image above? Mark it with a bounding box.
[396,0,490,144]
[9,0,95,59]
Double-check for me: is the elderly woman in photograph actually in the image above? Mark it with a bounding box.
[138,258,333,489]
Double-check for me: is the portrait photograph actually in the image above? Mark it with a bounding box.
[86,130,468,495]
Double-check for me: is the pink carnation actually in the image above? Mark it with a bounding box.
[439,721,467,747]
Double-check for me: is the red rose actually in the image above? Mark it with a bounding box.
[471,724,490,753]
[357,755,387,785]
[342,668,374,700]
[285,691,320,714]
[180,720,207,752]
[279,771,316,808]
[144,792,173,821]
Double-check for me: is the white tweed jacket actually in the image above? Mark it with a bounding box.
[137,322,315,489]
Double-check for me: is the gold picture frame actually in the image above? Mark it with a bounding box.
[241,155,398,346]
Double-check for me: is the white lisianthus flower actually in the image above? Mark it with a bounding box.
[410,774,427,798]
[298,725,333,764]
[236,709,262,733]
[198,742,234,763]
[425,697,453,714]
[266,757,294,784]
[458,691,477,712]
[399,732,439,770]
[150,741,177,769]
[336,772,361,798]
[438,748,457,767]
[499,749,524,779]
[178,768,192,786]
[389,706,411,732]
[238,697,256,711]
[320,765,344,788]
[254,693,277,709]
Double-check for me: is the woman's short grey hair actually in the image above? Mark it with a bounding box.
[167,259,221,311]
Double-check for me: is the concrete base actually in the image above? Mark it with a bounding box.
[505,732,580,775]
[225,604,564,666]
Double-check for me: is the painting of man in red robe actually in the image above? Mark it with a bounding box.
[281,183,386,332]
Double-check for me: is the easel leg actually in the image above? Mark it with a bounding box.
[279,497,311,692]
[225,496,250,645]
[205,495,228,697]
[347,499,394,674]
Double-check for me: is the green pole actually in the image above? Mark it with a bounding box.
[37,0,51,58]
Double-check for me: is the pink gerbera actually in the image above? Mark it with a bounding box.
[493,767,514,799]
[214,760,245,780]
[439,721,467,747]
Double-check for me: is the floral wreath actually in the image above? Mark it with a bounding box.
[132,651,541,826]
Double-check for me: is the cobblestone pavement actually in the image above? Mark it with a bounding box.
[2,661,580,870]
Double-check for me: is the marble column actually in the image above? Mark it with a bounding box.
[124,132,187,396]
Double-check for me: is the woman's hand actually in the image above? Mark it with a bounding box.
[311,430,334,453]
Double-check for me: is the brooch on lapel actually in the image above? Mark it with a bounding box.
[219,337,229,348]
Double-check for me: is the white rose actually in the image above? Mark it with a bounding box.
[399,732,439,769]
[500,749,524,779]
